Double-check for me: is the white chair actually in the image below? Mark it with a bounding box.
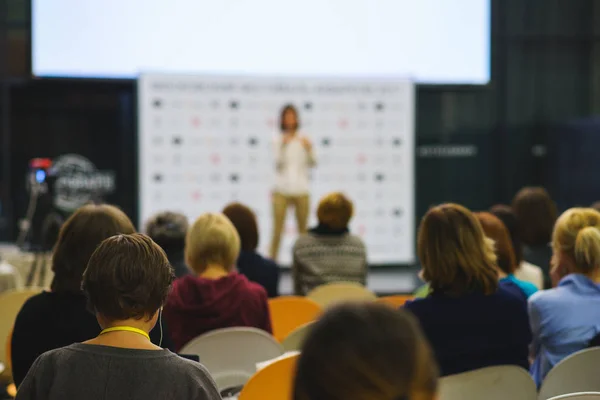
[179,327,283,393]
[281,322,313,352]
[438,366,537,400]
[539,348,600,400]
[548,393,600,400]
[306,282,377,308]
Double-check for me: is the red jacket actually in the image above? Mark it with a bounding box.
[164,272,272,351]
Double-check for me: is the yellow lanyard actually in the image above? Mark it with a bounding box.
[100,326,150,341]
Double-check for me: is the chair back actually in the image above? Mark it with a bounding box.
[548,393,600,400]
[179,327,283,392]
[376,295,413,307]
[238,353,299,400]
[306,282,376,308]
[281,322,314,352]
[0,288,42,372]
[539,348,600,400]
[268,296,321,342]
[438,366,537,400]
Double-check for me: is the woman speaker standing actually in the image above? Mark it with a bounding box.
[270,104,316,261]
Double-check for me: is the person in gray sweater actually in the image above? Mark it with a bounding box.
[16,233,220,400]
[292,192,368,295]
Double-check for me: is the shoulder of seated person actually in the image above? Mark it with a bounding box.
[527,285,563,305]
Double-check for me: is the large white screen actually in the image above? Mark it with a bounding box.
[33,0,489,83]
[138,74,415,265]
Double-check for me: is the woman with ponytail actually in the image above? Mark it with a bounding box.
[529,208,600,386]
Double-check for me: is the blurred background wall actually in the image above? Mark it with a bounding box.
[1,0,600,242]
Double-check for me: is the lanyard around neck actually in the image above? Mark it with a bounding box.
[100,326,150,341]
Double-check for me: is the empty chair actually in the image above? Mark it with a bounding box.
[306,282,376,308]
[538,348,600,400]
[0,287,41,379]
[179,327,283,392]
[238,353,299,400]
[438,366,537,400]
[268,296,321,342]
[548,394,600,400]
[281,322,314,352]
[376,295,414,307]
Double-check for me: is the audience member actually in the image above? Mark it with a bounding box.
[294,303,438,400]
[16,234,220,400]
[222,202,280,297]
[145,211,190,278]
[405,203,531,376]
[292,192,367,295]
[164,213,272,351]
[11,204,173,388]
[490,204,544,290]
[529,207,600,386]
[512,187,557,288]
[475,212,538,298]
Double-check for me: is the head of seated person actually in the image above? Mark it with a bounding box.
[512,186,557,249]
[419,203,499,298]
[52,204,136,293]
[82,233,174,347]
[223,203,281,297]
[185,213,240,277]
[145,211,189,278]
[315,192,353,233]
[293,303,438,400]
[512,187,556,289]
[222,203,259,254]
[551,207,600,285]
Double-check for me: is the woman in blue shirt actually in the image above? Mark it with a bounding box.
[529,207,600,386]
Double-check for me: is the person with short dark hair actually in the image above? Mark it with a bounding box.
[405,203,531,376]
[292,192,367,295]
[16,234,220,400]
[222,202,280,297]
[512,187,557,288]
[294,303,438,400]
[490,204,544,290]
[11,204,173,387]
[164,213,272,351]
[145,211,190,278]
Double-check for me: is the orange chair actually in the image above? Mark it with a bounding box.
[238,353,299,400]
[268,297,321,342]
[376,295,414,307]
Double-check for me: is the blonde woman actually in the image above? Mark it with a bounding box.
[163,213,272,351]
[405,203,531,376]
[529,208,600,386]
[292,192,367,295]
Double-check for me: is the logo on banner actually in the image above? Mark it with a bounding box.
[52,154,115,212]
